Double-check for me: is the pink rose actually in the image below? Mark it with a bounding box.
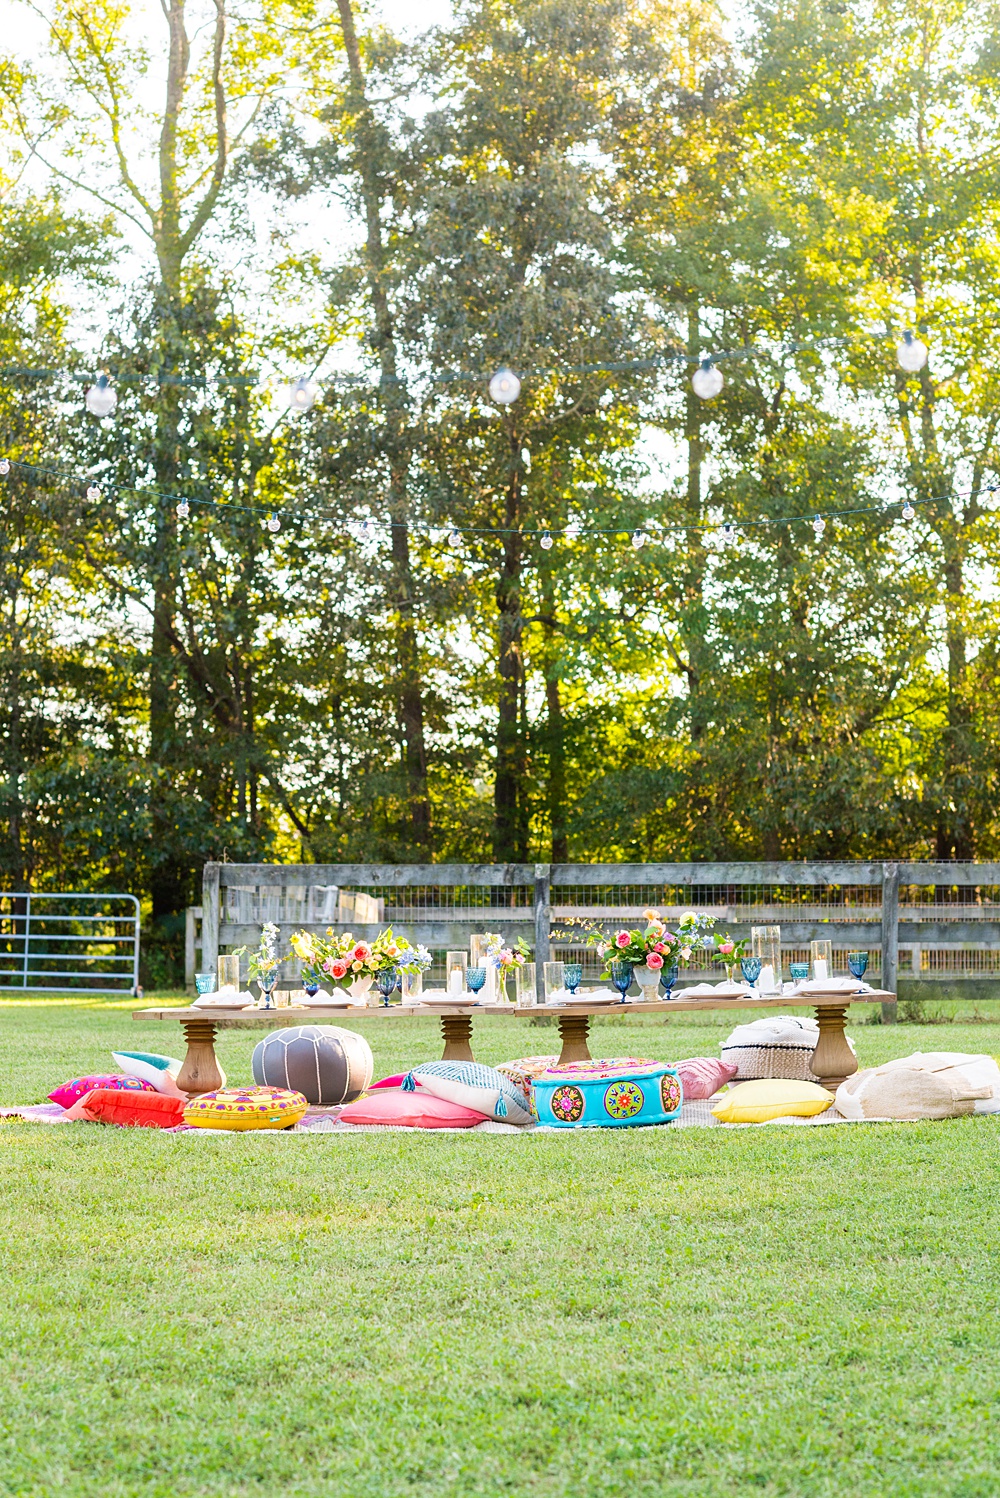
[352,942,371,961]
[719,941,734,955]
[615,931,630,948]
[646,952,664,970]
[653,942,666,954]
[330,959,348,980]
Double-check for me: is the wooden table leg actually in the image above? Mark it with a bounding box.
[176,1019,225,1098]
[811,1004,857,1092]
[557,1013,592,1066]
[440,1014,475,1062]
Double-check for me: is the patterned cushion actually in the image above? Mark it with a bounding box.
[48,1075,155,1109]
[78,1090,186,1129]
[671,1057,738,1100]
[402,1060,533,1124]
[183,1085,308,1131]
[340,1091,486,1129]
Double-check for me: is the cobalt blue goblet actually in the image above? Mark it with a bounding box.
[610,960,634,1002]
[375,967,399,1007]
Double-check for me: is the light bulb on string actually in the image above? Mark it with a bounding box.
[266,513,281,533]
[176,499,190,519]
[448,528,462,548]
[488,367,521,405]
[86,484,101,502]
[631,528,647,549]
[692,359,724,400]
[0,459,10,475]
[286,376,318,412]
[897,330,928,373]
[85,374,117,418]
[901,499,916,520]
[719,522,736,548]
[361,518,376,539]
[539,530,554,550]
[812,514,826,539]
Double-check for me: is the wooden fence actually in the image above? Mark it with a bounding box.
[200,860,1000,1006]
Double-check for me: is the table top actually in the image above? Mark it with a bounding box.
[134,990,894,1025]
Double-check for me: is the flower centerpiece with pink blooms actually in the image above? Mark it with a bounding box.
[289,926,425,1003]
[552,908,718,986]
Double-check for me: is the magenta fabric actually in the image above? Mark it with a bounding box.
[48,1074,155,1109]
[339,1091,486,1128]
[672,1056,738,1100]
[369,1073,408,1091]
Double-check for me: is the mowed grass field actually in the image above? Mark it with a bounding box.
[2,999,1000,1498]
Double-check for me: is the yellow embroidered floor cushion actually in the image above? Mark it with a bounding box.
[712,1079,834,1124]
[183,1085,308,1131]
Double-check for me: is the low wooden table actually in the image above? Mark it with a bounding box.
[134,990,893,1098]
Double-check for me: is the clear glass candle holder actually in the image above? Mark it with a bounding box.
[750,925,782,993]
[401,969,423,1003]
[217,953,241,996]
[515,962,537,1008]
[446,951,467,996]
[810,939,833,983]
[543,960,564,1003]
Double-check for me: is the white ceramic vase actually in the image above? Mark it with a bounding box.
[633,965,662,1003]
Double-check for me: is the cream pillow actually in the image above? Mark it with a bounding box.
[712,1078,834,1123]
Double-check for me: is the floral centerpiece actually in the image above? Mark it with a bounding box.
[289,926,430,1004]
[233,922,281,1009]
[560,909,715,979]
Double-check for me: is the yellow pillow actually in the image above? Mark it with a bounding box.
[712,1079,834,1124]
[183,1085,308,1131]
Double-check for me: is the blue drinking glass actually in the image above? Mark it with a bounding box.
[610,960,634,1002]
[466,966,487,995]
[740,956,763,989]
[848,951,869,990]
[195,972,216,996]
[375,967,399,1007]
[789,962,809,984]
[564,963,583,995]
[661,964,679,999]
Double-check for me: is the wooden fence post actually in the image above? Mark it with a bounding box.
[202,863,221,979]
[881,861,899,1023]
[534,863,551,967]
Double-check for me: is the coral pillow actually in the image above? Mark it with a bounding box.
[340,1091,486,1129]
[712,1079,834,1124]
[369,1073,407,1090]
[672,1057,738,1101]
[48,1074,155,1109]
[79,1089,187,1129]
[112,1051,194,1099]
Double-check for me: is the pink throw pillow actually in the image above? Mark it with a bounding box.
[369,1073,407,1090]
[48,1075,155,1109]
[340,1091,486,1129]
[672,1056,738,1100]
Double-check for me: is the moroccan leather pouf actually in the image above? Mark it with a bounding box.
[251,1025,374,1106]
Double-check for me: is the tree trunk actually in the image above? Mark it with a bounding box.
[493,462,526,860]
[936,531,973,859]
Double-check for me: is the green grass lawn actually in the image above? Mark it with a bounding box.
[3,998,1000,1497]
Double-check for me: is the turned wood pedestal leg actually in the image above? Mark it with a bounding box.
[557,1014,592,1066]
[177,1019,225,1099]
[810,1004,857,1092]
[440,1014,475,1062]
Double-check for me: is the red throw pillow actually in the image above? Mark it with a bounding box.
[672,1056,738,1100]
[340,1091,486,1128]
[79,1089,187,1129]
[48,1074,156,1109]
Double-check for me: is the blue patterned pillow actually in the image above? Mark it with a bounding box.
[403,1060,533,1124]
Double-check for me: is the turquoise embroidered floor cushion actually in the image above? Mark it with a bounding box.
[532,1059,683,1128]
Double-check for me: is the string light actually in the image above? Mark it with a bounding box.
[176,499,190,519]
[86,483,101,501]
[812,514,826,539]
[285,377,318,413]
[539,530,554,549]
[901,499,916,520]
[897,331,928,373]
[0,459,9,475]
[488,368,521,405]
[361,518,376,539]
[719,523,736,548]
[85,375,117,418]
[631,528,647,549]
[692,360,724,400]
[448,529,462,547]
[266,513,281,533]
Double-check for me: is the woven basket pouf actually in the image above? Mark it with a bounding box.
[720,1017,856,1083]
[251,1025,373,1106]
[532,1058,682,1128]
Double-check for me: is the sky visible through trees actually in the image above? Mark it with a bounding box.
[1,0,999,975]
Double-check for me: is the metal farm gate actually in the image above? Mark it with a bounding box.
[0,893,141,995]
[200,860,1000,1003]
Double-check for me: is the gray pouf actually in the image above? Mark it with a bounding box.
[251,1025,373,1106]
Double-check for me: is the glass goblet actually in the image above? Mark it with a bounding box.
[466,966,487,998]
[258,971,278,1010]
[375,967,399,1007]
[564,962,583,996]
[740,956,763,990]
[610,960,634,1003]
[661,964,679,999]
[847,951,869,991]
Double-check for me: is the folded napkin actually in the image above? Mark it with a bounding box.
[191,990,254,1009]
[679,980,753,999]
[799,977,873,994]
